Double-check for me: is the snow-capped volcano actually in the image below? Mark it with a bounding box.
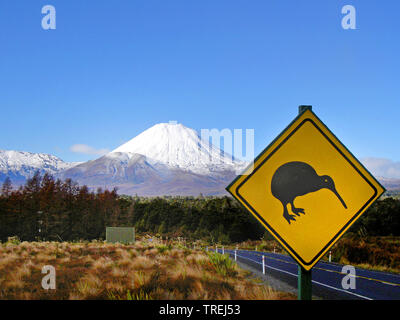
[59,122,247,195]
[1,122,399,196]
[112,122,245,175]
[0,123,246,195]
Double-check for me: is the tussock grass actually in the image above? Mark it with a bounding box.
[0,241,294,300]
[207,252,237,277]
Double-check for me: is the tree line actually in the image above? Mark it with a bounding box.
[0,173,399,243]
[0,173,264,243]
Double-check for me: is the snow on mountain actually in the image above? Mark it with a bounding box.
[0,150,77,184]
[0,122,246,195]
[112,122,246,175]
[59,122,247,195]
[2,121,400,196]
[59,151,233,196]
[60,152,172,185]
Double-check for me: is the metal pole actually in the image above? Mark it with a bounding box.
[298,265,312,300]
[234,250,237,261]
[262,255,265,274]
[329,250,332,262]
[222,246,224,255]
[297,105,313,301]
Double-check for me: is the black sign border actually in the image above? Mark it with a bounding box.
[228,111,384,267]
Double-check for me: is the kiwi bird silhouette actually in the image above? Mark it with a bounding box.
[271,162,347,224]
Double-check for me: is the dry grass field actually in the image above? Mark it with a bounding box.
[0,239,294,300]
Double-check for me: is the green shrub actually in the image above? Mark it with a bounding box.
[207,252,237,277]
[156,244,172,254]
[108,289,152,300]
[6,236,21,245]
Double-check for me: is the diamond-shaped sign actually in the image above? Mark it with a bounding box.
[227,109,385,270]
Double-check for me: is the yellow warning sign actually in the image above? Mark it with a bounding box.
[227,109,385,270]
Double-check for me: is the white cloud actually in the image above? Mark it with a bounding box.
[361,157,400,179]
[70,144,109,156]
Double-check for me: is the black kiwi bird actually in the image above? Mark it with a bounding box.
[271,161,347,224]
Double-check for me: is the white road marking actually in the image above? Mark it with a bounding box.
[224,250,374,300]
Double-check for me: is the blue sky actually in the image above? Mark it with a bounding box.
[0,1,399,175]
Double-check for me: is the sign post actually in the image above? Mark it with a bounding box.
[226,105,385,301]
[297,106,313,300]
[298,265,312,300]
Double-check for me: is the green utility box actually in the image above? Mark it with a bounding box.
[106,227,135,244]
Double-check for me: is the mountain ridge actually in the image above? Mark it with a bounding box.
[1,123,399,195]
[0,150,77,184]
[59,122,245,195]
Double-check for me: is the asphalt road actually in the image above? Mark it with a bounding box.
[213,248,400,300]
